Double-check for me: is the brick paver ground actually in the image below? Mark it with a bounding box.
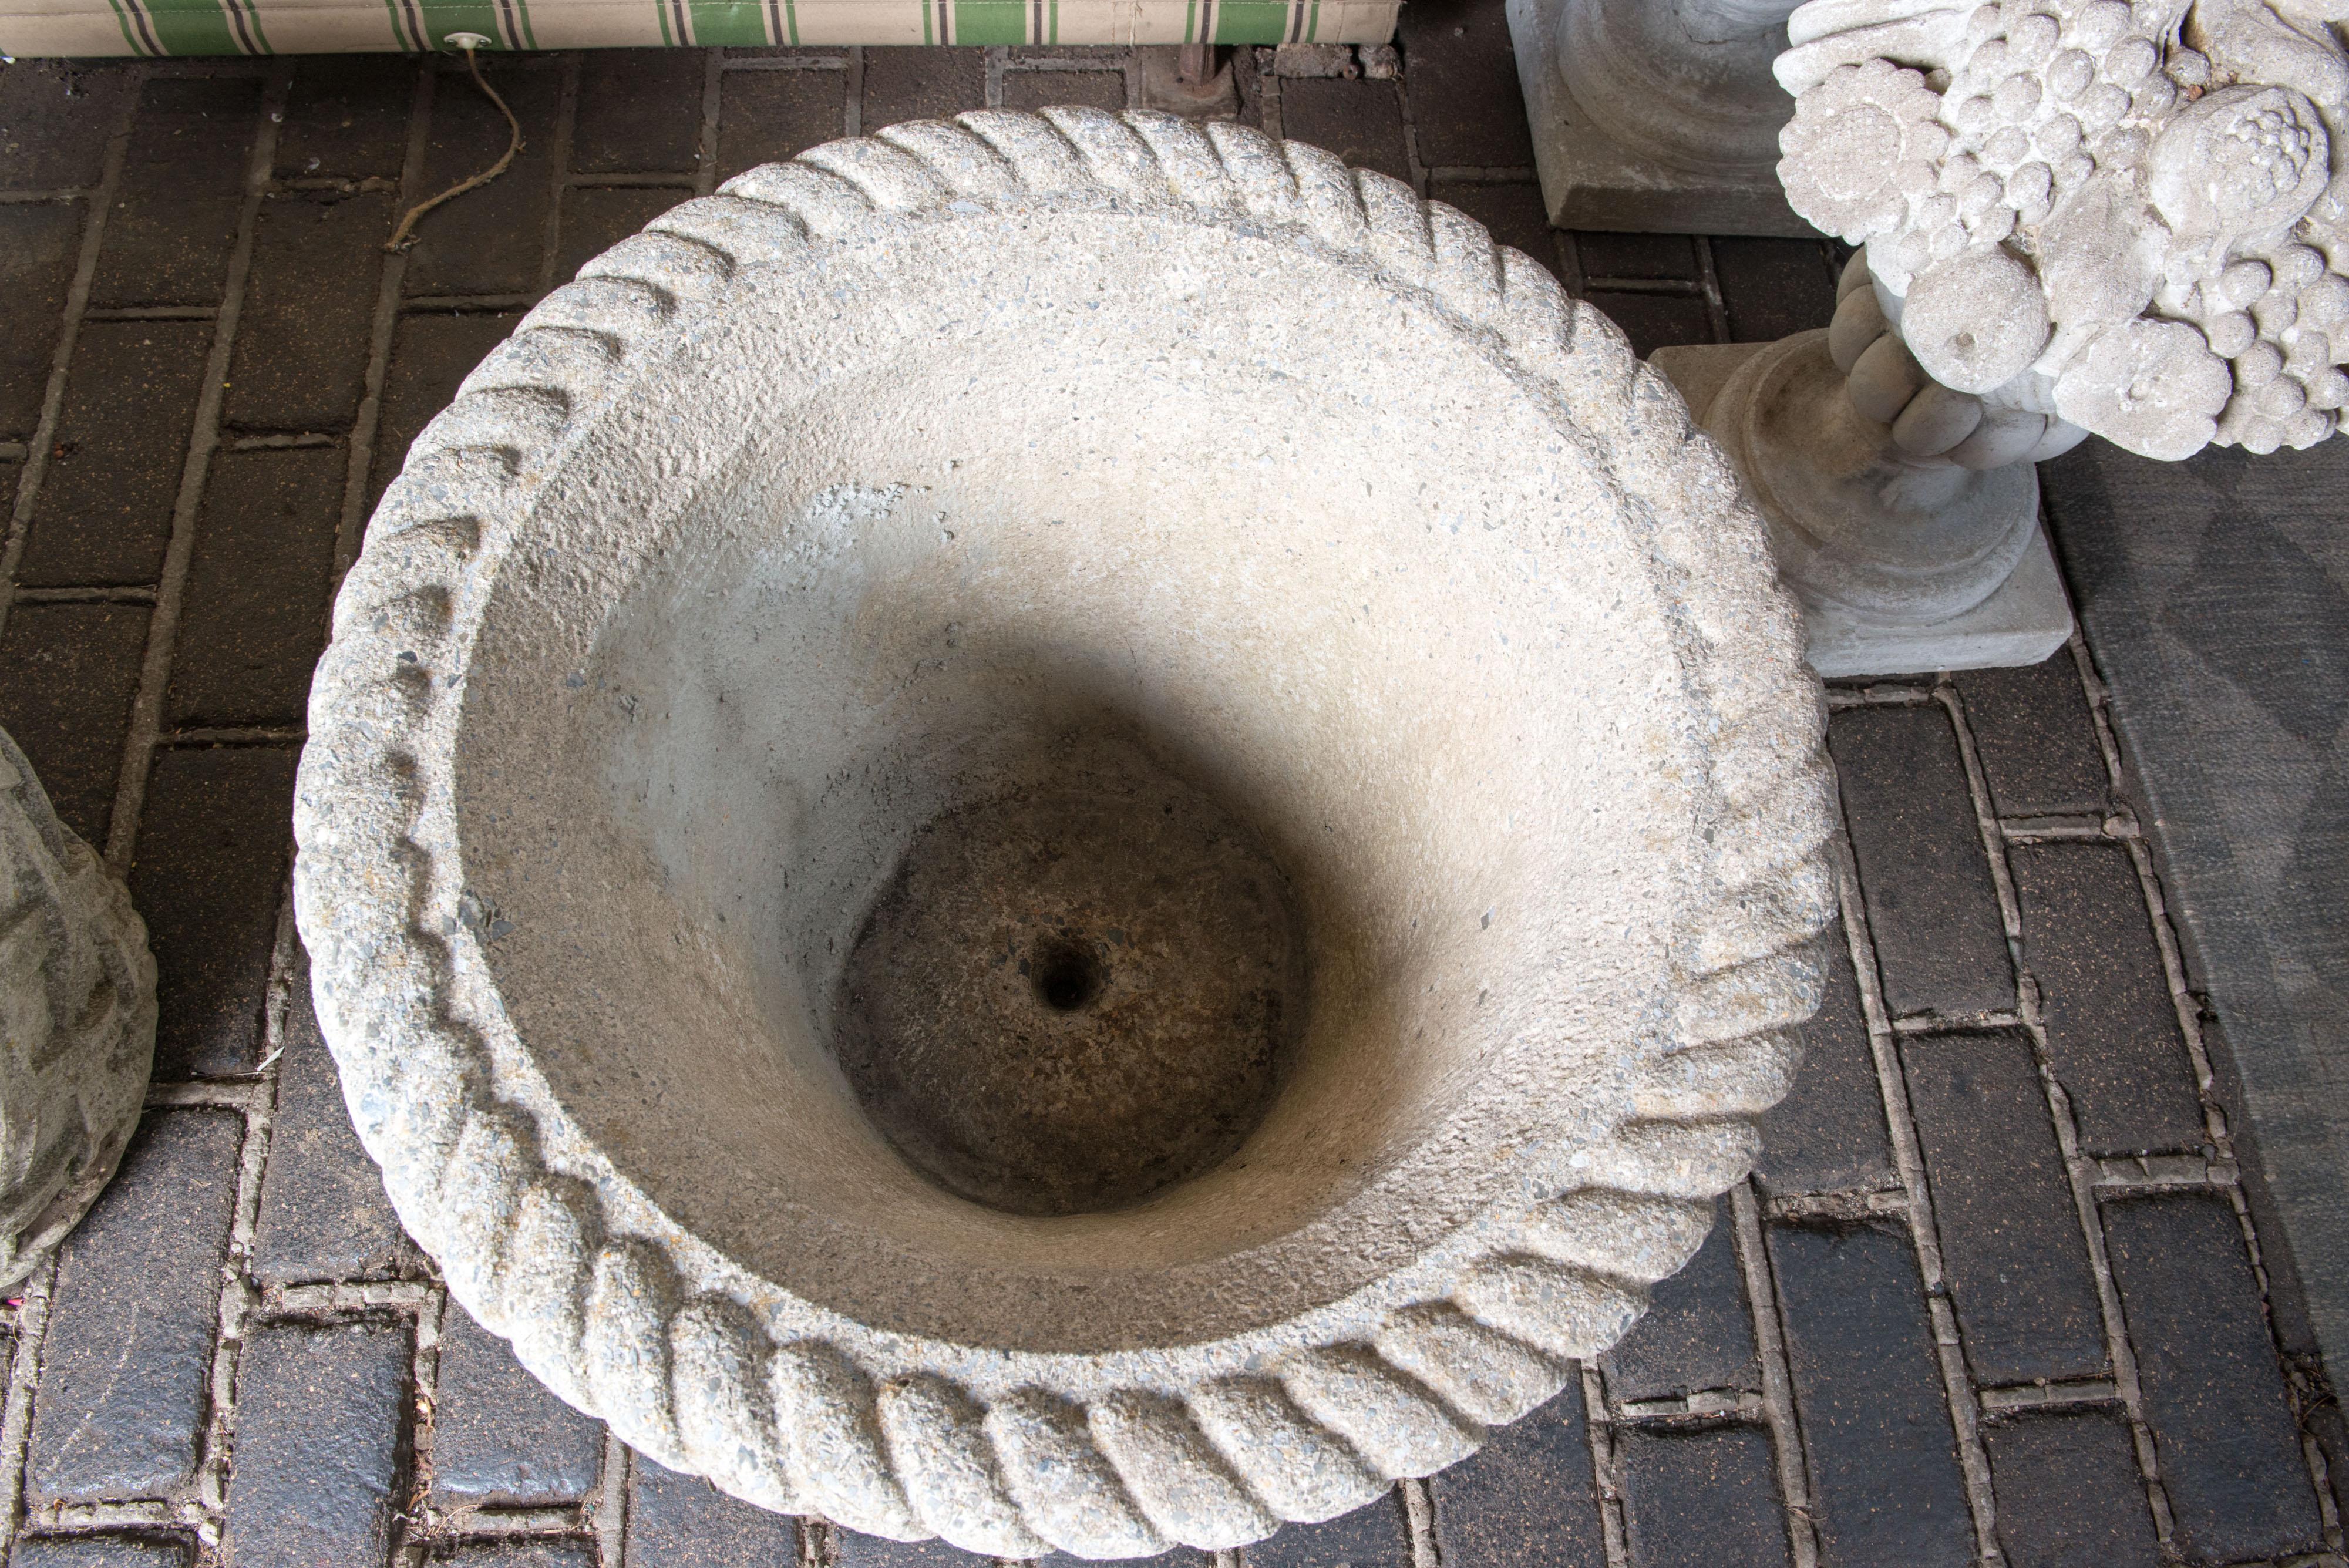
[0,11,2342,1566]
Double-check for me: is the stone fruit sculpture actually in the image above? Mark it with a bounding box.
[1778,0,2349,461]
[1655,0,2349,674]
[0,726,156,1290]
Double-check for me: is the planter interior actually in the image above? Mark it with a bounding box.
[454,207,1682,1350]
[298,110,1836,1556]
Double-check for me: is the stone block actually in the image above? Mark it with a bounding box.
[0,603,148,847]
[1583,291,1712,357]
[432,1301,606,1506]
[1950,657,2108,818]
[402,63,560,300]
[90,77,259,308]
[833,1532,996,1568]
[165,445,343,729]
[1429,1387,1604,1568]
[128,745,298,1078]
[1758,924,1894,1197]
[19,320,210,588]
[1769,1221,1974,1567]
[250,960,412,1288]
[1277,78,1410,183]
[221,1321,412,1568]
[1395,0,1535,169]
[718,68,847,180]
[1828,704,2014,1020]
[2102,1194,2323,1563]
[0,62,134,190]
[574,49,707,174]
[1900,1029,2106,1385]
[444,1544,601,1568]
[227,189,393,433]
[2010,846,2205,1155]
[859,48,987,128]
[1980,1408,2158,1568]
[1616,1425,1791,1568]
[1601,1203,1757,1404]
[1709,238,1839,344]
[12,1538,193,1568]
[1002,70,1128,113]
[28,1110,241,1502]
[1251,1489,1414,1568]
[275,56,416,180]
[627,1455,803,1565]
[0,201,81,440]
[1574,232,1699,281]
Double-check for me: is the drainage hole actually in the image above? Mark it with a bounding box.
[1029,936,1106,1012]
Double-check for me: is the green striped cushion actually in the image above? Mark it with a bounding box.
[8,0,1395,54]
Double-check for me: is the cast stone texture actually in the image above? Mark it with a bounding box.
[0,728,154,1290]
[0,21,2336,1568]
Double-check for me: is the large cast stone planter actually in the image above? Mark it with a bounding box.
[0,726,156,1289]
[294,110,1837,1555]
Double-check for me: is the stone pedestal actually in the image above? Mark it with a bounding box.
[1656,338,2074,676]
[1505,0,1810,235]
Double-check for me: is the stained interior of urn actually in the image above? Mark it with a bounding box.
[832,763,1308,1218]
[451,243,1672,1335]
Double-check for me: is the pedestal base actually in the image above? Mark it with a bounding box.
[1504,0,1809,235]
[1654,341,2075,676]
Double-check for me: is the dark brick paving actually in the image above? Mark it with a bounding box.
[0,8,2337,1566]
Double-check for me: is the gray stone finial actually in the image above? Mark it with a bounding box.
[1775,0,2349,459]
[0,727,156,1289]
[294,110,1838,1556]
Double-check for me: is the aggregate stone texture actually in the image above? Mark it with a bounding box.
[297,103,1835,1557]
[0,728,154,1288]
[0,30,2333,1568]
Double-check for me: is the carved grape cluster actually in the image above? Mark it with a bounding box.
[1778,0,2349,460]
[2156,223,2349,453]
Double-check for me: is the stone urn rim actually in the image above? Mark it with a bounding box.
[292,108,1835,1557]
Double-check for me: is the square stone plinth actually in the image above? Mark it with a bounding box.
[1654,342,2076,677]
[1503,0,1809,236]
